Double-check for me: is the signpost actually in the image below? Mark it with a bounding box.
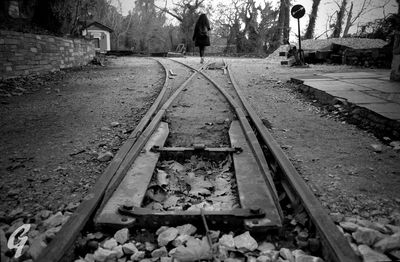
[291,4,305,65]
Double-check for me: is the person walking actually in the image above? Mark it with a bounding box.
[193,13,211,63]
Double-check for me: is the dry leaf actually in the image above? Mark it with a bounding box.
[186,172,214,196]
[170,236,212,261]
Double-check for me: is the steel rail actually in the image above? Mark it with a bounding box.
[169,58,283,219]
[224,60,361,262]
[36,59,205,262]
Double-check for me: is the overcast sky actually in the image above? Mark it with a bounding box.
[113,0,398,39]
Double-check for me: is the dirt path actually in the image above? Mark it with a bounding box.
[0,57,163,216]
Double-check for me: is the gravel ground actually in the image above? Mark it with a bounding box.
[0,57,163,216]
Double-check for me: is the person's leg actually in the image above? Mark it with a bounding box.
[199,46,205,63]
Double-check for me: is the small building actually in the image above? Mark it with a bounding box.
[83,22,113,52]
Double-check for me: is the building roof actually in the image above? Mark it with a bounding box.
[300,38,387,50]
[85,22,113,33]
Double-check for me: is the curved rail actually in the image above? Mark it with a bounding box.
[223,61,360,262]
[37,59,203,262]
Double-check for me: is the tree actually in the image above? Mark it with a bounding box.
[214,0,242,49]
[239,0,262,53]
[331,0,347,37]
[123,0,169,52]
[152,0,207,52]
[259,0,279,53]
[272,0,290,46]
[304,0,321,39]
[342,0,372,37]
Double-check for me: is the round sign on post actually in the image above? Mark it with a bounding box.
[291,4,305,19]
[291,4,305,65]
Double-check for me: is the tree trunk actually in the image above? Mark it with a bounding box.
[342,1,353,37]
[304,0,321,39]
[397,0,400,14]
[272,0,290,44]
[332,0,347,38]
[282,0,290,41]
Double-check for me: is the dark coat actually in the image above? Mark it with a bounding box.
[193,23,210,47]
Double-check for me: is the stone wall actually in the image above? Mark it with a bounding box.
[0,30,95,79]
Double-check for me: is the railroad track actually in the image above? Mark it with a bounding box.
[37,57,360,262]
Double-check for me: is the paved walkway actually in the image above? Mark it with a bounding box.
[291,71,400,121]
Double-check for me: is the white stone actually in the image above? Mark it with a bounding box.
[374,233,400,253]
[279,248,294,262]
[84,253,95,262]
[370,222,391,234]
[352,227,385,245]
[358,244,391,262]
[390,141,400,151]
[97,151,114,162]
[219,234,235,249]
[114,228,129,244]
[122,242,138,255]
[145,241,156,251]
[339,221,359,232]
[110,121,120,127]
[370,144,383,152]
[112,245,124,258]
[102,238,118,250]
[93,247,118,262]
[234,231,258,251]
[156,226,169,235]
[44,226,61,241]
[386,224,400,234]
[349,243,361,256]
[130,250,145,261]
[256,255,270,262]
[176,224,197,235]
[257,241,275,253]
[42,212,65,228]
[172,234,191,247]
[157,227,178,246]
[292,249,306,258]
[151,246,168,258]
